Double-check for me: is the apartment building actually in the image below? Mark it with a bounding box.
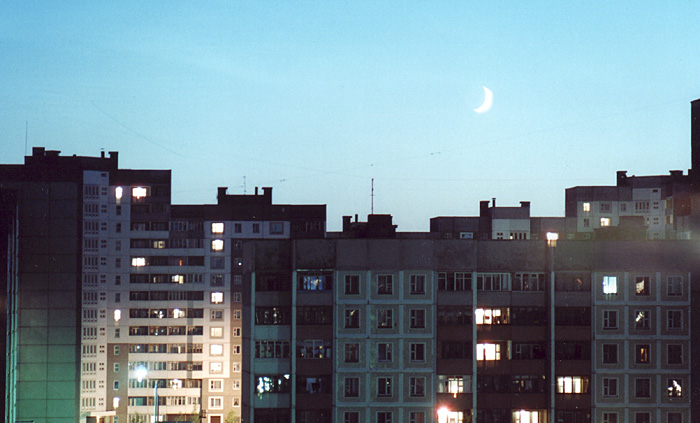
[0,148,324,423]
[241,221,696,423]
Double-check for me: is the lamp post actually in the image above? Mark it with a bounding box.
[136,367,159,423]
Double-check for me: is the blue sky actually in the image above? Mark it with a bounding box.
[2,1,700,230]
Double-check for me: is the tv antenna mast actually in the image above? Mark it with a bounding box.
[371,178,374,214]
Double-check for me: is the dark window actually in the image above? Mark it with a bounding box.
[410,275,425,294]
[255,274,291,291]
[344,309,360,328]
[296,306,332,325]
[512,342,547,360]
[255,307,290,325]
[477,375,510,393]
[511,375,546,393]
[512,273,545,291]
[511,307,547,325]
[437,307,472,325]
[409,309,426,328]
[634,378,651,398]
[437,272,472,291]
[344,343,360,363]
[556,307,591,326]
[555,341,591,360]
[344,275,360,295]
[602,344,618,364]
[438,341,473,359]
[377,275,393,294]
[668,344,683,365]
[555,274,590,292]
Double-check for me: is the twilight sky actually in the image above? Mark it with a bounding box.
[2,1,700,230]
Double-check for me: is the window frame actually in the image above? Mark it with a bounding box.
[377,377,393,397]
[377,274,393,295]
[602,344,618,364]
[409,274,426,295]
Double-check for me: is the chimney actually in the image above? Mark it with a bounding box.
[691,99,700,180]
[109,151,119,162]
[342,216,352,231]
[255,187,258,195]
[616,171,628,186]
[262,187,272,201]
[100,151,105,158]
[492,198,496,208]
[217,187,228,203]
[32,147,45,157]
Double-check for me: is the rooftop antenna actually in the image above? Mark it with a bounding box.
[371,178,374,214]
[24,121,28,156]
[243,176,247,194]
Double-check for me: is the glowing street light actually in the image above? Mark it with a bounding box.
[134,367,159,422]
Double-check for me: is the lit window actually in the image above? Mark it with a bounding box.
[583,202,591,212]
[513,410,540,423]
[635,310,650,330]
[113,397,120,408]
[131,186,148,199]
[600,217,611,227]
[438,375,467,394]
[476,343,501,361]
[556,376,589,394]
[211,239,224,251]
[172,308,185,319]
[115,186,123,200]
[210,362,223,373]
[475,307,509,325]
[211,222,224,233]
[210,344,224,356]
[635,276,650,295]
[113,309,121,322]
[211,292,224,304]
[635,344,650,364]
[602,276,617,295]
[668,380,683,398]
[210,327,223,338]
[131,257,146,267]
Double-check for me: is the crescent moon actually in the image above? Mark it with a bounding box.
[474,86,493,114]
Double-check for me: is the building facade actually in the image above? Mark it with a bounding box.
[0,148,324,423]
[241,232,696,423]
